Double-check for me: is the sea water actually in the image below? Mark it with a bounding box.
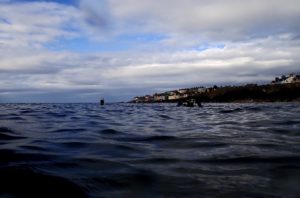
[0,103,300,197]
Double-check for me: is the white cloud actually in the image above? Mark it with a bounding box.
[2,34,299,92]
[0,1,81,48]
[0,1,300,102]
[91,36,298,87]
[79,0,300,43]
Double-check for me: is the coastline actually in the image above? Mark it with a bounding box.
[130,82,300,104]
[129,99,300,104]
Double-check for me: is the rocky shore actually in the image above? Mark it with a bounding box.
[131,82,300,104]
[193,82,300,103]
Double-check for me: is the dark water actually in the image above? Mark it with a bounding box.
[0,103,300,198]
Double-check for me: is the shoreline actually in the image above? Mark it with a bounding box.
[131,82,300,104]
[129,100,300,104]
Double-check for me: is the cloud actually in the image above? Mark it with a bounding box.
[0,1,299,102]
[2,34,299,93]
[0,1,81,48]
[79,0,110,28]
[79,0,300,43]
[94,35,299,87]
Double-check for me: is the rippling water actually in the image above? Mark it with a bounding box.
[0,103,300,197]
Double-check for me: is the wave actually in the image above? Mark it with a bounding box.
[0,149,56,164]
[0,127,24,140]
[199,156,300,164]
[159,114,173,119]
[219,108,243,113]
[100,129,122,135]
[0,167,87,198]
[1,103,299,197]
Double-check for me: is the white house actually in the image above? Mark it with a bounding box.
[168,94,182,100]
[178,89,188,94]
[154,94,166,101]
[197,87,207,93]
[272,73,300,84]
[283,74,300,83]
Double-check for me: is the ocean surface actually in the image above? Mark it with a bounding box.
[0,103,300,198]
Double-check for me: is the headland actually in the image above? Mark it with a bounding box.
[131,73,300,103]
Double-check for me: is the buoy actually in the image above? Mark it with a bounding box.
[100,99,104,105]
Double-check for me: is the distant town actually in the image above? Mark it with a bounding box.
[131,73,300,103]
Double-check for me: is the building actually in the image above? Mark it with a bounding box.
[144,95,154,102]
[197,87,207,93]
[154,93,167,101]
[168,91,182,100]
[134,96,146,103]
[283,74,300,83]
[272,73,300,84]
[178,89,188,94]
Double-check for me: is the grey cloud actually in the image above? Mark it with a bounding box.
[1,1,300,102]
[79,0,111,28]
[2,34,300,102]
[0,1,81,48]
[79,0,300,43]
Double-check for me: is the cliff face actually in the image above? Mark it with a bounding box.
[196,83,300,102]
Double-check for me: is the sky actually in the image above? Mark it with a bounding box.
[0,0,300,102]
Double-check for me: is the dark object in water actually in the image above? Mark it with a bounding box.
[177,99,203,107]
[185,99,195,107]
[195,98,203,107]
[177,101,183,107]
[100,99,104,106]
